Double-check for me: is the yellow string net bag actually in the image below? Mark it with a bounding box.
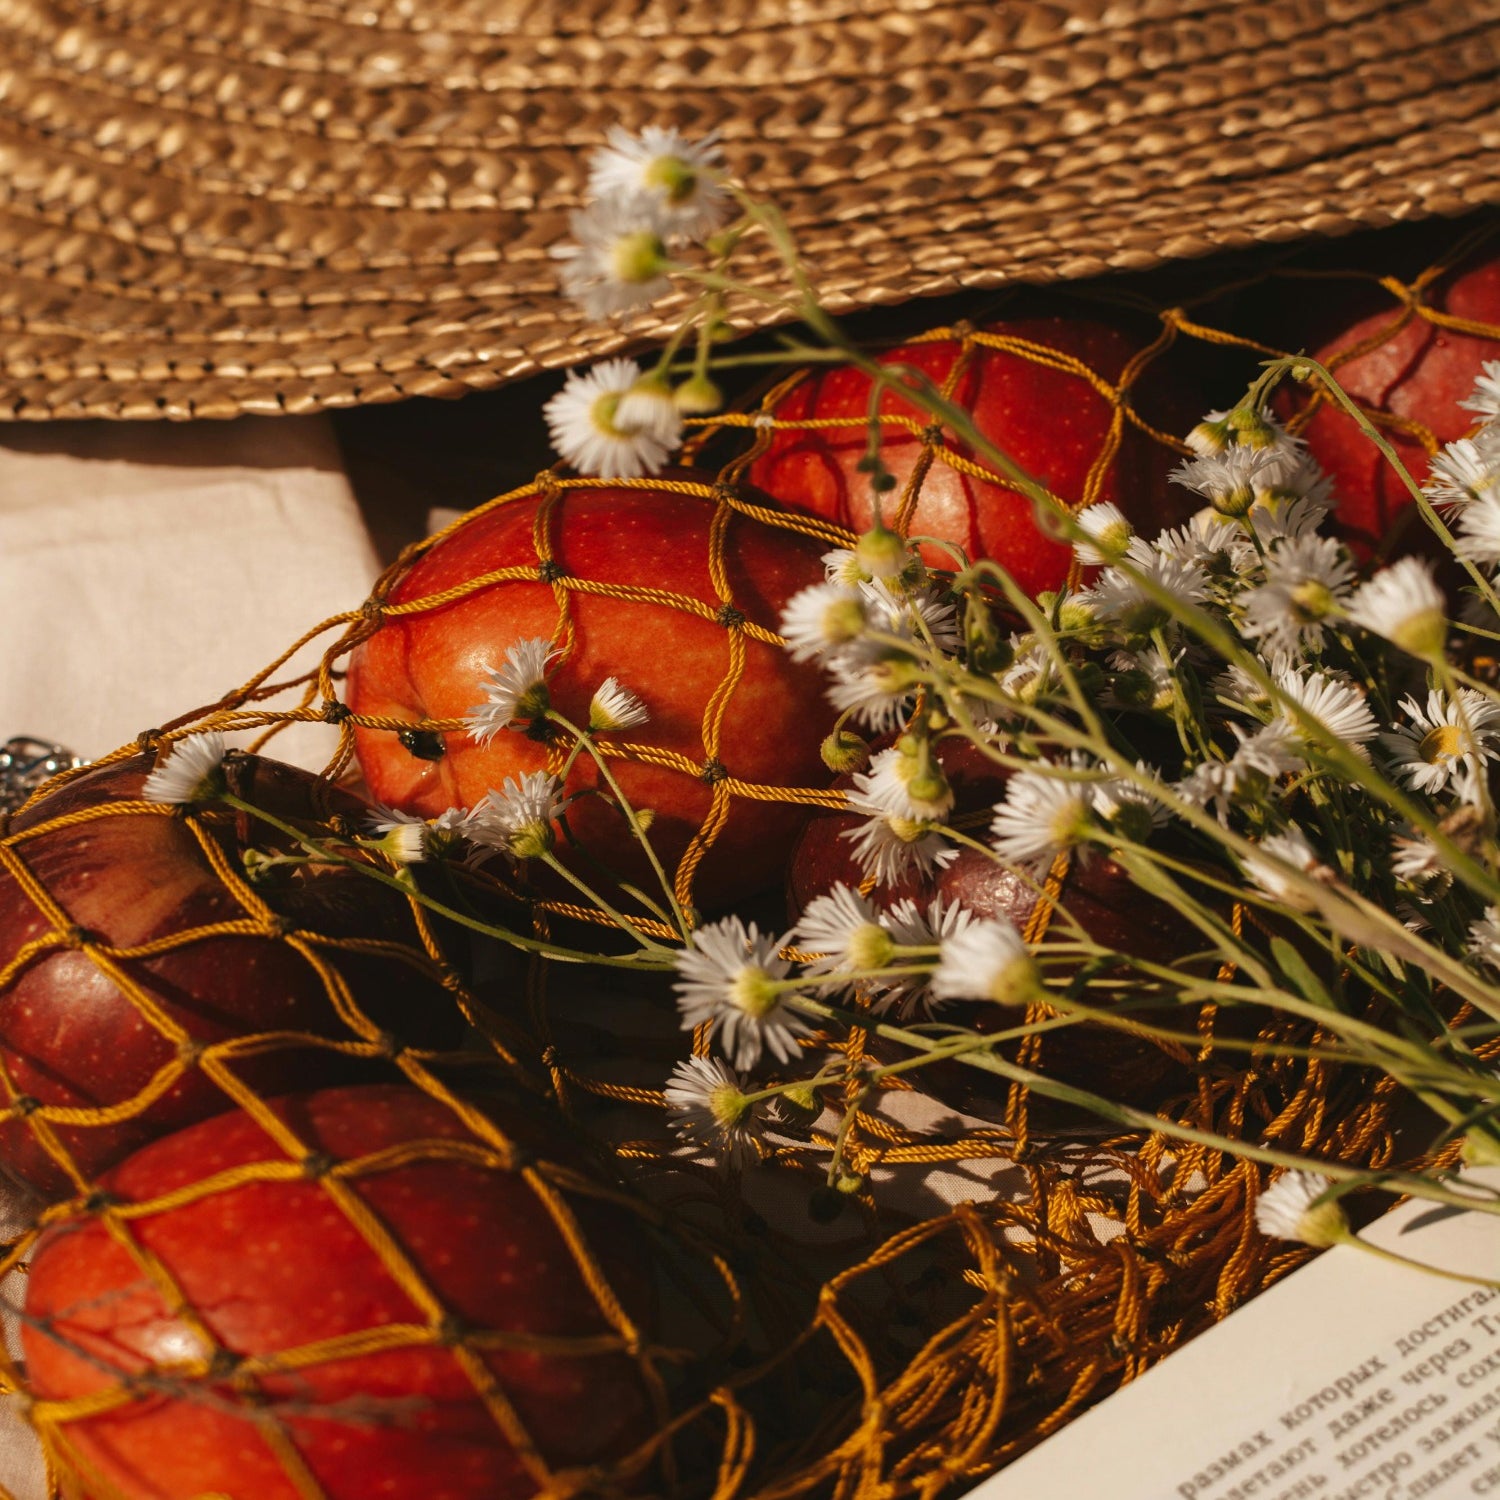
[0,215,1497,1500]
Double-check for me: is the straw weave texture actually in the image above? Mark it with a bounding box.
[0,0,1497,419]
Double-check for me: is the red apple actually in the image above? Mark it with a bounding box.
[746,316,1200,600]
[0,753,461,1196]
[1282,248,1500,559]
[22,1084,656,1500]
[347,479,835,911]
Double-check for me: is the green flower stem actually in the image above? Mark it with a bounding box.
[216,793,676,972]
[780,988,1500,1217]
[546,710,692,942]
[537,852,677,958]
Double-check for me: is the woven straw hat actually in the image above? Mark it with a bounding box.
[1,0,1497,422]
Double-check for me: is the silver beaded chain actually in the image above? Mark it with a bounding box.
[0,738,86,812]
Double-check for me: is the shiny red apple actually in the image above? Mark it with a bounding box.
[347,479,835,911]
[0,753,460,1196]
[746,316,1200,600]
[22,1084,656,1500]
[1284,248,1500,559]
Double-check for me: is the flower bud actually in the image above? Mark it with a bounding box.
[674,374,724,414]
[821,730,871,774]
[855,525,911,581]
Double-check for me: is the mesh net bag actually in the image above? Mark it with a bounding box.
[0,216,1498,1499]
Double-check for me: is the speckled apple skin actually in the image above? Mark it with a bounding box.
[0,757,458,1196]
[747,319,1194,600]
[347,482,834,909]
[23,1085,655,1500]
[1291,253,1500,560]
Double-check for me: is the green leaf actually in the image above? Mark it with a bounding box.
[1270,936,1333,1009]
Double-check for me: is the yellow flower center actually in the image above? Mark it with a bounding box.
[847,924,895,972]
[729,966,781,1018]
[1289,579,1334,622]
[1418,724,1464,765]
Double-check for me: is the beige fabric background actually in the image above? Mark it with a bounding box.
[0,417,378,771]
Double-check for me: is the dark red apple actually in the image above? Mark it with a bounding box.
[22,1084,656,1500]
[746,317,1199,600]
[0,753,460,1195]
[347,479,835,911]
[1282,248,1500,559]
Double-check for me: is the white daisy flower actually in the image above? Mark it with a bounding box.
[1469,907,1500,970]
[663,1055,763,1169]
[614,379,684,450]
[825,653,919,735]
[1254,1171,1348,1247]
[1185,409,1234,456]
[848,745,954,825]
[794,884,894,987]
[778,582,869,663]
[1090,543,1211,637]
[1175,723,1301,821]
[1230,721,1304,779]
[1105,645,1180,713]
[990,768,1096,873]
[587,125,729,241]
[368,804,477,861]
[1241,826,1325,912]
[1239,534,1354,659]
[1453,493,1500,569]
[1000,638,1067,705]
[1425,431,1500,513]
[543,358,679,478]
[1380,688,1500,800]
[1390,828,1450,895]
[1241,488,1334,560]
[822,548,868,586]
[466,772,565,861]
[1271,668,1379,760]
[1150,510,1241,570]
[841,810,957,889]
[588,677,649,734]
[1171,444,1297,517]
[1090,762,1169,839]
[929,917,1041,1007]
[673,917,809,1071]
[374,821,429,864]
[552,195,673,319]
[1345,557,1446,659]
[1461,359,1500,423]
[466,637,560,743]
[1072,502,1133,566]
[863,579,961,654]
[873,895,980,1017]
[365,803,427,837]
[142,734,227,806]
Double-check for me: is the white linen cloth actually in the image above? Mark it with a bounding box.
[0,416,379,770]
[0,416,383,1500]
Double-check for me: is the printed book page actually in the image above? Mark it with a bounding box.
[978,1172,1500,1500]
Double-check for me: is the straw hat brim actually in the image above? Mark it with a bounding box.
[0,0,1497,421]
